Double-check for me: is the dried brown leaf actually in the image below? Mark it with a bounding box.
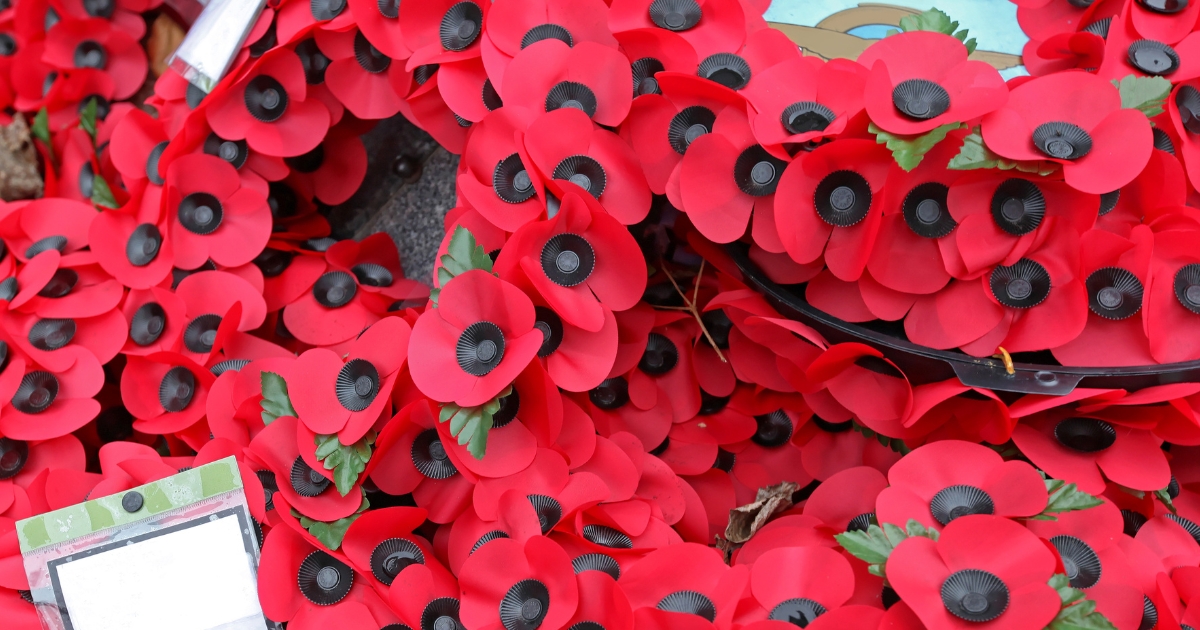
[724,481,800,544]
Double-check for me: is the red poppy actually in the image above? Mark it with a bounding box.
[567,569,636,629]
[654,392,755,476]
[523,107,652,225]
[740,546,855,626]
[775,139,891,281]
[501,38,632,128]
[274,0,358,45]
[174,270,269,366]
[901,379,1014,446]
[383,560,467,630]
[1145,228,1200,363]
[0,587,39,629]
[1022,31,1106,77]
[581,373,674,452]
[888,515,1060,630]
[619,542,748,627]
[324,233,429,305]
[0,347,102,441]
[1014,0,1110,42]
[119,352,213,435]
[1010,393,1172,495]
[248,413,365,523]
[206,46,332,158]
[459,535,579,630]
[455,108,547,231]
[982,72,1152,195]
[53,0,154,40]
[90,183,174,289]
[276,121,368,206]
[8,251,122,321]
[288,316,410,444]
[398,0,491,69]
[117,286,185,357]
[163,153,271,270]
[0,198,95,263]
[56,128,100,204]
[859,31,1007,136]
[433,55,498,125]
[802,466,889,534]
[8,39,58,112]
[1095,148,1184,238]
[346,0,410,60]
[806,344,913,440]
[486,0,616,60]
[409,267,543,407]
[722,396,813,506]
[341,505,458,594]
[446,488,546,573]
[281,255,388,349]
[3,305,127,372]
[315,27,406,121]
[394,70,470,153]
[743,55,868,151]
[1096,8,1200,83]
[42,18,145,100]
[369,399,476,524]
[793,411,902,482]
[608,0,747,60]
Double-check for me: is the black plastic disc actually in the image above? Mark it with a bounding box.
[186,82,206,108]
[422,597,464,630]
[1154,127,1176,154]
[354,31,390,73]
[632,57,665,96]
[1139,0,1189,14]
[352,263,393,287]
[847,513,875,532]
[770,598,827,627]
[472,530,509,554]
[1140,596,1158,630]
[244,75,290,122]
[1099,190,1121,216]
[902,182,956,238]
[311,0,346,21]
[296,39,331,85]
[569,623,603,630]
[522,23,572,49]
[290,456,331,497]
[77,162,95,200]
[545,81,598,118]
[412,428,458,479]
[145,140,167,184]
[1179,86,1200,135]
[371,537,425,585]
[698,391,729,416]
[930,485,995,525]
[12,371,57,414]
[29,318,75,351]
[456,321,506,376]
[782,101,836,135]
[298,550,353,605]
[815,170,872,227]
[282,146,324,177]
[572,553,620,579]
[668,106,715,155]
[80,95,110,120]
[482,79,503,111]
[1033,122,1092,160]
[698,53,751,90]
[735,145,787,197]
[38,269,77,298]
[534,306,564,357]
[657,591,716,621]
[990,179,1045,235]
[440,2,483,51]
[639,333,679,376]
[492,389,520,428]
[1086,267,1143,320]
[1050,535,1102,589]
[892,79,950,120]
[377,0,399,18]
[253,249,293,278]
[583,524,633,549]
[0,438,29,480]
[42,71,57,97]
[552,155,606,199]
[1128,40,1179,75]
[124,223,163,267]
[650,437,670,456]
[26,235,67,258]
[414,63,439,86]
[74,41,106,69]
[336,358,379,411]
[0,33,15,56]
[158,366,196,413]
[314,271,357,308]
[210,359,250,375]
[83,0,114,18]
[493,153,536,204]
[590,377,629,410]
[1174,264,1200,314]
[989,259,1051,309]
[500,579,550,630]
[713,448,736,472]
[1083,16,1111,37]
[1122,510,1148,536]
[752,410,794,447]
[248,22,277,58]
[528,494,562,534]
[1054,417,1116,452]
[1,278,19,302]
[0,341,9,372]
[700,309,732,349]
[649,0,701,31]
[540,233,596,287]
[184,314,221,353]
[177,192,224,235]
[269,182,300,221]
[941,569,1008,622]
[130,302,167,346]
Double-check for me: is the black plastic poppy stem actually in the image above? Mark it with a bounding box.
[658,260,727,363]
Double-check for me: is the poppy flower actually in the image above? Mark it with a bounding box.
[1096,8,1200,83]
[89,183,174,289]
[1010,395,1171,495]
[567,569,636,630]
[369,399,475,524]
[459,535,580,630]
[0,347,102,441]
[1022,31,1107,77]
[446,487,546,574]
[119,352,214,435]
[174,270,269,366]
[409,267,543,407]
[608,0,747,60]
[455,108,548,232]
[271,121,367,206]
[741,546,856,626]
[500,38,632,129]
[118,286,186,357]
[858,31,1007,136]
[3,305,127,373]
[523,107,652,225]
[486,0,616,61]
[315,27,406,121]
[888,515,1060,630]
[248,413,366,523]
[582,374,675,452]
[775,139,892,281]
[1014,0,1106,42]
[398,0,491,69]
[206,46,332,158]
[1095,148,1184,237]
[901,380,1014,446]
[8,39,59,112]
[803,466,890,533]
[280,256,389,349]
[805,344,913,440]
[619,542,748,628]
[654,391,756,476]
[0,198,95,263]
[982,72,1152,195]
[723,398,813,505]
[257,521,384,630]
[56,128,100,204]
[273,0,357,45]
[163,153,271,270]
[612,27,699,102]
[341,505,457,594]
[42,18,145,100]
[875,440,1048,532]
[288,316,410,444]
[346,0,410,60]
[1145,228,1200,363]
[742,56,869,151]
[793,411,903,482]
[324,233,429,306]
[7,250,122,321]
[53,0,153,40]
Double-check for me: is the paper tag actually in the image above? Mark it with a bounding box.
[168,0,267,92]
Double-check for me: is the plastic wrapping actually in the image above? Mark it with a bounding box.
[169,0,267,93]
[17,457,271,630]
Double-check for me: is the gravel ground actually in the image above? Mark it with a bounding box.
[325,113,459,286]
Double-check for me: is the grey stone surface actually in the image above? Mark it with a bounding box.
[325,113,459,286]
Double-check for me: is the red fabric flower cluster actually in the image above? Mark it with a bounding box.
[1,2,1200,630]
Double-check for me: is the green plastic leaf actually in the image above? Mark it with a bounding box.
[297,496,369,551]
[431,226,495,307]
[90,174,119,209]
[260,371,297,425]
[835,519,936,586]
[894,9,976,53]
[437,386,511,460]
[1041,478,1104,518]
[79,98,98,144]
[314,431,376,496]
[1113,75,1172,119]
[1155,487,1178,514]
[31,108,50,146]
[947,127,1060,176]
[1048,574,1118,630]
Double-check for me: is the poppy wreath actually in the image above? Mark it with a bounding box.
[3,1,1200,630]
